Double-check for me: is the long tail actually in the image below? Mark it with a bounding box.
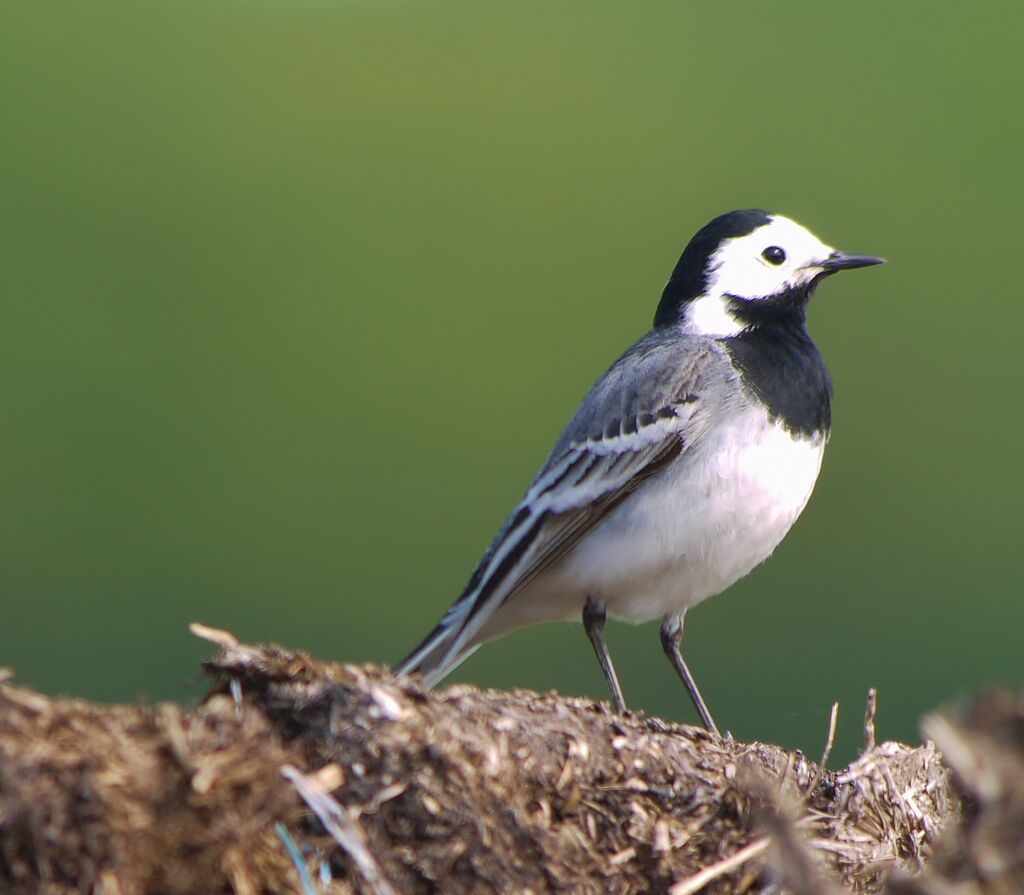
[394,602,481,687]
[394,471,551,685]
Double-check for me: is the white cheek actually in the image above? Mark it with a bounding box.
[717,264,775,300]
[705,247,782,301]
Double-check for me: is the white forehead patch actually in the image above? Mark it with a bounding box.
[683,215,836,338]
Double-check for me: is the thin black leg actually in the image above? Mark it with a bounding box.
[660,612,720,735]
[583,597,627,713]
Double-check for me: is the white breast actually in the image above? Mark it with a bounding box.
[516,413,820,626]
[475,406,826,641]
[593,409,825,621]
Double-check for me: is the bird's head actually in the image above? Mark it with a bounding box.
[654,209,884,336]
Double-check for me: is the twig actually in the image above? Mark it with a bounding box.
[189,621,239,649]
[864,688,877,752]
[807,702,840,796]
[275,822,318,895]
[282,764,398,895]
[668,838,770,895]
[229,678,244,719]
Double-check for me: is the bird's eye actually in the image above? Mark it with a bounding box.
[761,246,786,265]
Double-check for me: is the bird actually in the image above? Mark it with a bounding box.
[395,209,883,733]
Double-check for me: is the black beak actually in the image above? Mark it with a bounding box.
[819,251,886,273]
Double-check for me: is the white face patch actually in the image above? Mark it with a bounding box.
[683,215,836,338]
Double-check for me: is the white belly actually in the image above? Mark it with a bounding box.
[480,410,825,637]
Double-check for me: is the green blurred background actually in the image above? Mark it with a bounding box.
[2,2,1021,763]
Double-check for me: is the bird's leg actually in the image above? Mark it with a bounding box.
[660,612,720,735]
[583,597,627,714]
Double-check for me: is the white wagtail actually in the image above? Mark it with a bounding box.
[396,210,883,733]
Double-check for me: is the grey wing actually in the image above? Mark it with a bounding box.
[396,332,732,686]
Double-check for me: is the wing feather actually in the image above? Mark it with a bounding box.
[396,332,734,685]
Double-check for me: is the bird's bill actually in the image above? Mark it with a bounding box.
[818,251,886,272]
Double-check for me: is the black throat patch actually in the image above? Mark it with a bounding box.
[722,294,832,438]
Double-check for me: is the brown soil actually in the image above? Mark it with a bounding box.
[0,630,1020,894]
